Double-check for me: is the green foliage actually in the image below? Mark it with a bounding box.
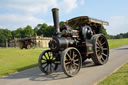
[14,28,23,38]
[36,23,48,36]
[59,21,65,27]
[108,32,128,39]
[44,26,54,37]
[34,23,55,37]
[100,25,107,38]
[23,25,34,37]
[0,29,12,47]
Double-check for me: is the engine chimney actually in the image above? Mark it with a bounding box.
[52,8,60,33]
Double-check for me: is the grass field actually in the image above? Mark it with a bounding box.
[0,38,128,77]
[108,38,128,49]
[98,63,128,85]
[0,48,42,76]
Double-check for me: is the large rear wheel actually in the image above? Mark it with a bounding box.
[91,34,109,65]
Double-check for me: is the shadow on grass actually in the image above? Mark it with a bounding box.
[0,60,99,82]
[16,63,38,72]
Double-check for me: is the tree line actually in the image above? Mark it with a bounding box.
[0,22,65,47]
[0,21,128,47]
[107,32,128,39]
[0,23,54,47]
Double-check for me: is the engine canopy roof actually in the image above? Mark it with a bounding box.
[65,16,109,28]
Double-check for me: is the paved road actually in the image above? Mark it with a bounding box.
[1,45,128,85]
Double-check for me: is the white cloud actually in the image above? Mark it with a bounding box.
[0,0,81,30]
[59,0,77,13]
[107,16,128,35]
[0,14,43,30]
[0,0,57,14]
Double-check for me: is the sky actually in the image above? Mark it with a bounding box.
[0,0,128,35]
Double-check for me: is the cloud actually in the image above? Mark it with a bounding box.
[0,0,57,14]
[107,16,128,35]
[59,0,77,13]
[0,14,43,30]
[0,0,83,30]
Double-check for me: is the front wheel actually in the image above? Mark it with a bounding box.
[38,49,58,75]
[61,47,82,77]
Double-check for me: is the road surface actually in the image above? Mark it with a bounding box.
[1,45,128,85]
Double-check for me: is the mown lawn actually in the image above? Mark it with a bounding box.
[0,48,43,76]
[98,63,128,85]
[98,38,128,85]
[108,38,128,49]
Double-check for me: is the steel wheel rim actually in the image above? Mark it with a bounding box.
[63,48,81,76]
[39,50,56,74]
[95,35,109,63]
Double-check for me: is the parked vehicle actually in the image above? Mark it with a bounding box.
[38,8,109,77]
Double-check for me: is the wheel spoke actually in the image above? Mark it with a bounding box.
[44,53,48,60]
[101,57,105,61]
[47,52,50,57]
[66,53,72,60]
[73,53,77,60]
[74,59,79,62]
[102,53,107,57]
[69,65,73,73]
[50,64,53,72]
[43,64,48,69]
[97,39,101,45]
[101,41,106,46]
[48,52,51,59]
[73,64,77,71]
[50,52,54,60]
[41,61,47,64]
[46,53,50,59]
[100,37,103,42]
[72,51,75,60]
[46,64,49,72]
[65,61,71,65]
[96,42,100,47]
[103,48,108,50]
[41,56,46,60]
[74,63,79,66]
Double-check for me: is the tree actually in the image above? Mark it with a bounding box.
[14,28,23,38]
[23,25,34,37]
[44,26,54,37]
[100,25,108,38]
[59,21,65,27]
[0,29,12,47]
[36,23,48,36]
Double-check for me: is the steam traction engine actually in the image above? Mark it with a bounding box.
[38,8,109,77]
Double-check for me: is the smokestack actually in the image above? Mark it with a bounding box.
[52,8,60,33]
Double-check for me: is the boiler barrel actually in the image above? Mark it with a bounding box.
[49,37,76,51]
